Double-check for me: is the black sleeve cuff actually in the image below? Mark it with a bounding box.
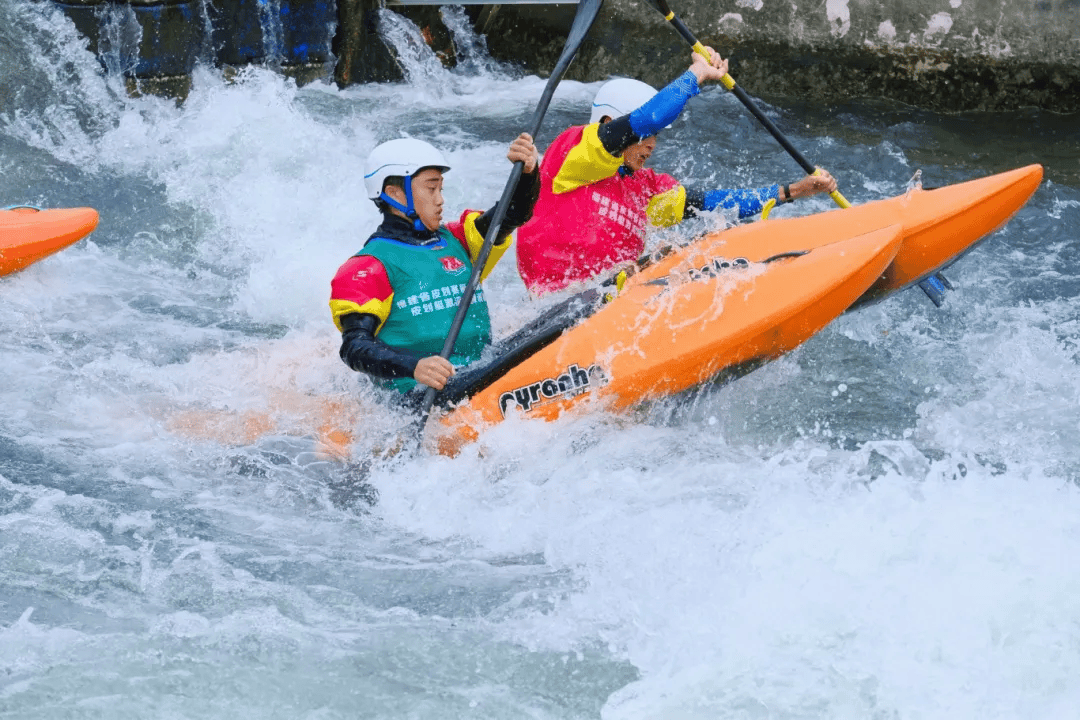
[683,186,707,216]
[338,313,420,380]
[596,115,639,156]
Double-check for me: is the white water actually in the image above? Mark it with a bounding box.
[3,2,1080,717]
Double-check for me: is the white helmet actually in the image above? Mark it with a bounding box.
[363,138,451,200]
[590,77,659,124]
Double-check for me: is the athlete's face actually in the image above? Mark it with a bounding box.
[622,135,657,172]
[385,167,444,231]
[409,168,445,230]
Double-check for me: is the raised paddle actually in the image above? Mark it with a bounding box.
[417,0,606,427]
[641,0,852,210]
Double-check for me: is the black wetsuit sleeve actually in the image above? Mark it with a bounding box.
[472,166,541,239]
[595,115,640,157]
[684,186,708,216]
[338,312,421,380]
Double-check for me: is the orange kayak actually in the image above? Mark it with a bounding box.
[630,164,1043,308]
[432,224,903,453]
[0,206,100,277]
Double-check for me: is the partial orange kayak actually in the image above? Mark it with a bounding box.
[630,164,1043,308]
[0,206,100,277]
[432,224,903,453]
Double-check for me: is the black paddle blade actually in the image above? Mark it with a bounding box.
[640,0,672,15]
[918,272,952,307]
[526,0,606,138]
[565,0,606,58]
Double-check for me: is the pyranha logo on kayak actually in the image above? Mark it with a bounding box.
[498,363,609,417]
[645,256,752,288]
[689,256,750,280]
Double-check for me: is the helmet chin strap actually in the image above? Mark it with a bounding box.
[380,174,428,232]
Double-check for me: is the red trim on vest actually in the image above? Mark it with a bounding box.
[331,254,393,309]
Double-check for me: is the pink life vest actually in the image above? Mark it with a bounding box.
[516,124,680,294]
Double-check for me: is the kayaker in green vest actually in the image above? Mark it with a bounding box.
[330,134,540,399]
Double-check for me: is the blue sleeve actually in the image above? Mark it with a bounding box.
[689,185,781,219]
[628,70,700,139]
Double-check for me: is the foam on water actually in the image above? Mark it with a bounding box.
[3,1,1080,717]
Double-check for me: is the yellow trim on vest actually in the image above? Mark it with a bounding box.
[329,296,394,332]
[552,123,625,195]
[462,211,511,283]
[645,185,687,228]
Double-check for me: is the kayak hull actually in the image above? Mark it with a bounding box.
[0,207,99,277]
[432,164,1045,452]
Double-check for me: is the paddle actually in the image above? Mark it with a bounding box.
[641,0,852,210]
[417,0,606,427]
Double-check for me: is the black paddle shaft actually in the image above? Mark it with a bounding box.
[418,0,605,421]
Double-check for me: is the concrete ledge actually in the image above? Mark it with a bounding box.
[476,0,1080,112]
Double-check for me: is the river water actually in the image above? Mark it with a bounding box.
[3,3,1080,718]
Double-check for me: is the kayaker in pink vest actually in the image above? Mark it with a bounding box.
[516,47,838,294]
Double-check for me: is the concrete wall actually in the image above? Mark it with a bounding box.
[477,0,1080,112]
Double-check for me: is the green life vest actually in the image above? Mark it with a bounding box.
[357,228,492,393]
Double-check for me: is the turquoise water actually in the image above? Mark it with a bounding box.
[3,3,1080,718]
